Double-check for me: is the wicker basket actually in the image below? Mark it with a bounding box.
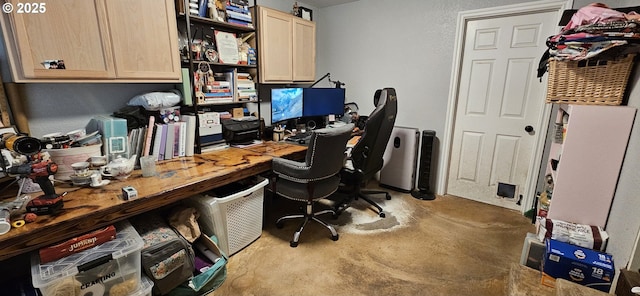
[546,54,635,105]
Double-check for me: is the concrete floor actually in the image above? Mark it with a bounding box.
[212,184,536,296]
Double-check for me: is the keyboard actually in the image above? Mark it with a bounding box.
[287,132,312,140]
[286,132,312,143]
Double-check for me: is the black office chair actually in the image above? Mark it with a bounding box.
[272,123,354,247]
[337,88,397,217]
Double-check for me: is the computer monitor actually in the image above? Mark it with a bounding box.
[302,88,346,117]
[271,87,303,124]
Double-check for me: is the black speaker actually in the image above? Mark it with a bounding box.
[412,130,436,200]
[296,116,324,130]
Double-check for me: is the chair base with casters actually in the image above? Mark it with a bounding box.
[273,175,342,247]
[271,123,354,247]
[334,181,391,218]
[276,201,339,247]
[357,188,391,218]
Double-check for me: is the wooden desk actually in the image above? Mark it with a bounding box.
[0,142,306,262]
[241,140,307,159]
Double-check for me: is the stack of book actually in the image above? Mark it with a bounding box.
[149,117,197,161]
[225,2,253,27]
[202,71,234,104]
[236,72,257,101]
[186,0,208,17]
[128,126,148,165]
[126,115,196,163]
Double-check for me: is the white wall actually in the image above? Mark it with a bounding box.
[314,0,535,137]
[315,0,640,270]
[18,83,176,137]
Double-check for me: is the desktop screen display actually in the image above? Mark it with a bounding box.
[302,88,346,117]
[271,88,303,124]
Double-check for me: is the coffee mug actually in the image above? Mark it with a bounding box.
[90,156,107,167]
[71,162,90,176]
[90,173,102,187]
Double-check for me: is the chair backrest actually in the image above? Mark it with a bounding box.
[350,88,398,180]
[303,123,354,180]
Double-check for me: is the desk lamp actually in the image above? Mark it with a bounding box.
[310,72,345,88]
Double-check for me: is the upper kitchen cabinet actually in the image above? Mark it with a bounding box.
[256,6,315,83]
[105,0,180,80]
[0,0,181,82]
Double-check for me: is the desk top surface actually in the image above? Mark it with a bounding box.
[0,142,306,262]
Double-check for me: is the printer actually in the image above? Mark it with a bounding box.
[221,117,260,144]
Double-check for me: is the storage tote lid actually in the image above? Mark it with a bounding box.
[30,220,144,288]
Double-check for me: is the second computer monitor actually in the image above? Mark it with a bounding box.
[303,88,346,117]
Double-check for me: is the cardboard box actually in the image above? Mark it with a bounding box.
[232,108,244,118]
[542,239,614,292]
[85,115,129,161]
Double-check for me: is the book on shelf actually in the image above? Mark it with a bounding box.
[157,124,167,161]
[164,123,176,160]
[178,121,187,157]
[180,68,193,106]
[227,19,254,28]
[225,3,250,14]
[229,0,249,7]
[128,128,138,158]
[209,80,231,87]
[201,98,235,104]
[152,123,164,160]
[204,91,233,97]
[236,72,256,100]
[134,126,146,162]
[188,0,199,16]
[226,10,252,22]
[173,122,181,158]
[198,0,208,17]
[143,116,155,157]
[182,115,197,157]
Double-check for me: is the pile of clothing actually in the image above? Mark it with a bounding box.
[538,3,640,78]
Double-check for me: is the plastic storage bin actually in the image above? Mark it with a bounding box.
[187,176,269,256]
[131,275,154,296]
[31,220,144,296]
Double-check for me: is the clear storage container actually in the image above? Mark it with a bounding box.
[31,220,144,296]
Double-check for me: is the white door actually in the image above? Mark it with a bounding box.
[447,10,559,210]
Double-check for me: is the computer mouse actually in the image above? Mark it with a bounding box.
[298,139,306,144]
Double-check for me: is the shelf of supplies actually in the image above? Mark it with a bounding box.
[182,60,257,68]
[198,101,246,106]
[178,14,255,32]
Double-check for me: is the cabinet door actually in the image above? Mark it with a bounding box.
[105,0,180,80]
[292,18,315,82]
[4,0,115,79]
[258,7,293,83]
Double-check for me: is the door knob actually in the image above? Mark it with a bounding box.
[525,125,534,133]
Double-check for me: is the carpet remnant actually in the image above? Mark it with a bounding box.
[334,192,412,234]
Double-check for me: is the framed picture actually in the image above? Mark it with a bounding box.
[297,6,312,21]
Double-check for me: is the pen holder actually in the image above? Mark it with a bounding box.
[272,128,285,142]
